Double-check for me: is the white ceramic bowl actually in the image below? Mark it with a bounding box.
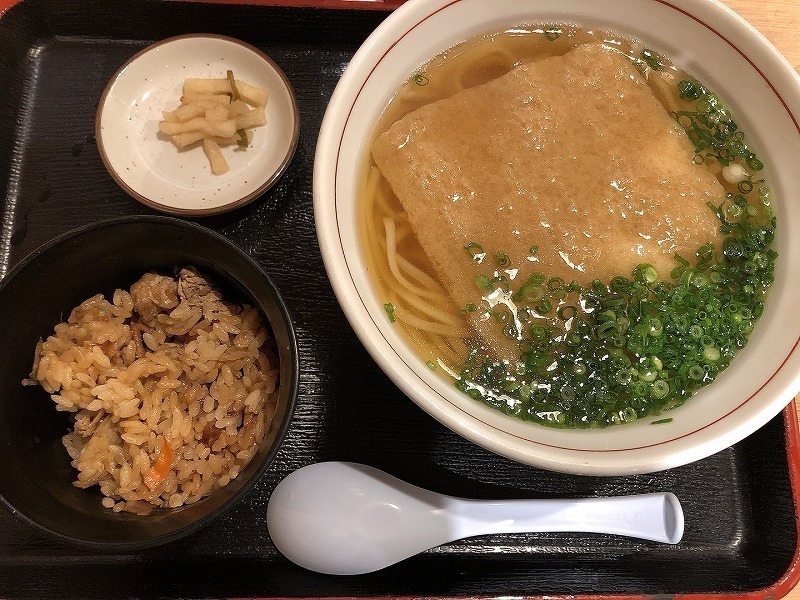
[97,34,299,216]
[314,0,800,475]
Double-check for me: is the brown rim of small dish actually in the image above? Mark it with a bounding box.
[94,33,300,217]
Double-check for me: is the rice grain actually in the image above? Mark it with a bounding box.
[29,268,280,512]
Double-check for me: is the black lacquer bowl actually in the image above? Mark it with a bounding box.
[0,216,298,549]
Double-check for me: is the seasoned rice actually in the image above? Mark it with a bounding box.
[27,268,279,513]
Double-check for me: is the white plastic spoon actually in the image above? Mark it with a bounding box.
[266,461,684,575]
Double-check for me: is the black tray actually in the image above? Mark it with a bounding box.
[0,1,798,598]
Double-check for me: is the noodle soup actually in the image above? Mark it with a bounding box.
[359,26,776,429]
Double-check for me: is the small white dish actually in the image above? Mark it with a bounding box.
[96,34,299,216]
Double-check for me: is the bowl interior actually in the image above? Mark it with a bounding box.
[315,0,800,474]
[0,217,297,547]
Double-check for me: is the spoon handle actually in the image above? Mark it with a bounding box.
[449,492,683,544]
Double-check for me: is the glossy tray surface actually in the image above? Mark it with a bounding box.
[0,1,797,598]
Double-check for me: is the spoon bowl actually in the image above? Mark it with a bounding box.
[266,462,684,575]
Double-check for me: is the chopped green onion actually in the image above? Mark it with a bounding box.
[673,81,764,171]
[460,303,478,315]
[616,369,633,385]
[491,275,510,292]
[652,379,670,399]
[236,130,248,148]
[544,28,562,41]
[747,156,764,171]
[226,70,241,101]
[738,180,754,194]
[557,305,577,320]
[384,302,396,323]
[475,274,492,290]
[464,242,485,262]
[535,299,553,314]
[225,70,250,147]
[634,264,659,284]
[494,251,511,267]
[413,73,430,86]
[647,317,663,337]
[688,365,705,381]
[640,367,659,382]
[641,48,666,71]
[529,324,549,342]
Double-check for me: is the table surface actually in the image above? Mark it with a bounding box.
[726,0,800,70]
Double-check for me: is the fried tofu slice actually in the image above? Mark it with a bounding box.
[372,42,724,358]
